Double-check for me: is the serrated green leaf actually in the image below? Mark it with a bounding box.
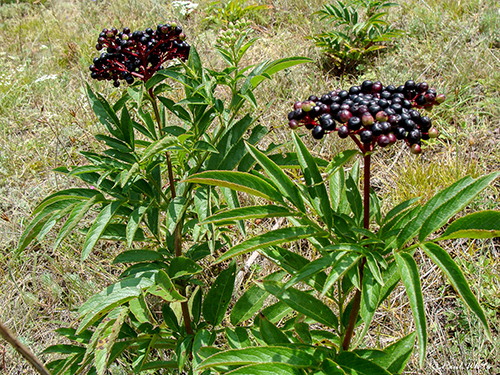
[421,242,491,340]
[202,205,297,225]
[147,270,187,302]
[77,272,156,333]
[260,280,338,329]
[394,253,426,368]
[372,332,416,373]
[259,314,291,345]
[140,135,178,163]
[192,140,219,153]
[126,205,149,247]
[246,143,306,213]
[81,200,124,261]
[168,256,203,278]
[215,226,326,264]
[113,250,164,263]
[203,261,236,326]
[250,57,313,88]
[335,352,392,374]
[197,346,316,370]
[438,210,500,240]
[185,170,284,203]
[292,132,332,229]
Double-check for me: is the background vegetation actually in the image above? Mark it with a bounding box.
[0,0,499,373]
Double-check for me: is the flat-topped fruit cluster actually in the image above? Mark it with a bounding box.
[288,80,444,154]
[89,24,190,87]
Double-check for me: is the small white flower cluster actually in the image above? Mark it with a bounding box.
[34,74,58,83]
[172,1,199,18]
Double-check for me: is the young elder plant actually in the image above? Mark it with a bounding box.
[14,23,500,375]
[186,81,500,373]
[16,21,311,374]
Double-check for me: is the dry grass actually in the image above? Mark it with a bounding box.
[0,0,499,373]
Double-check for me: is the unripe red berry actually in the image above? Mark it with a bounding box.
[435,94,445,104]
[361,113,374,126]
[428,128,439,138]
[410,144,422,154]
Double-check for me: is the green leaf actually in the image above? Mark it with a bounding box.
[86,83,122,138]
[185,171,284,203]
[226,363,307,374]
[418,172,500,241]
[168,256,203,278]
[126,205,149,247]
[325,150,359,175]
[345,174,363,225]
[162,303,180,331]
[147,270,187,302]
[203,261,236,326]
[167,196,188,233]
[81,200,124,261]
[321,358,347,374]
[259,314,291,344]
[372,332,416,374]
[193,140,219,153]
[359,266,382,339]
[77,272,156,333]
[438,210,500,240]
[119,105,134,148]
[250,57,313,88]
[394,253,426,368]
[53,195,105,250]
[421,242,491,340]
[292,132,332,229]
[230,272,285,326]
[215,226,326,264]
[246,143,306,213]
[113,250,164,263]
[335,352,392,375]
[397,173,499,247]
[321,252,363,295]
[197,346,316,370]
[140,136,178,163]
[203,205,298,225]
[158,96,191,122]
[226,327,252,349]
[259,280,338,329]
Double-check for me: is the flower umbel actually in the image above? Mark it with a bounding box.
[89,24,190,87]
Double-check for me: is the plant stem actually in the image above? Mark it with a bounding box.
[149,88,193,336]
[341,153,371,351]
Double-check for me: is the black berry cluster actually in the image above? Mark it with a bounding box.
[288,80,444,154]
[89,24,190,87]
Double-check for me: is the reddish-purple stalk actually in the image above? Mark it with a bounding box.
[342,142,371,351]
[150,88,193,336]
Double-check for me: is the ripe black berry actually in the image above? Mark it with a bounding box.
[360,130,373,143]
[312,126,325,139]
[338,125,349,138]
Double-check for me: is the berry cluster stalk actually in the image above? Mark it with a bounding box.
[342,152,370,351]
[149,90,193,336]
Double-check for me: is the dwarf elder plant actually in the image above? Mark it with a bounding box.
[186,81,500,374]
[16,21,311,374]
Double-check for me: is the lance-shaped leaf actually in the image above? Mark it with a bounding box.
[325,149,360,175]
[197,346,316,370]
[246,143,306,213]
[421,242,491,340]
[437,210,500,240]
[185,170,284,203]
[372,332,416,374]
[86,83,122,138]
[394,253,426,368]
[126,205,149,247]
[259,314,291,345]
[202,205,298,225]
[250,56,314,88]
[147,270,187,302]
[168,256,203,278]
[226,363,307,374]
[215,226,326,264]
[139,135,179,163]
[397,172,499,247]
[292,132,333,229]
[258,280,338,329]
[334,352,392,375]
[77,272,156,333]
[81,200,125,261]
[203,261,236,326]
[321,252,363,295]
[53,194,106,250]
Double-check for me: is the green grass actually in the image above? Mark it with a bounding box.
[0,0,499,373]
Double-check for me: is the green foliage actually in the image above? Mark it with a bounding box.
[190,132,499,373]
[17,25,309,374]
[311,0,402,74]
[203,0,270,27]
